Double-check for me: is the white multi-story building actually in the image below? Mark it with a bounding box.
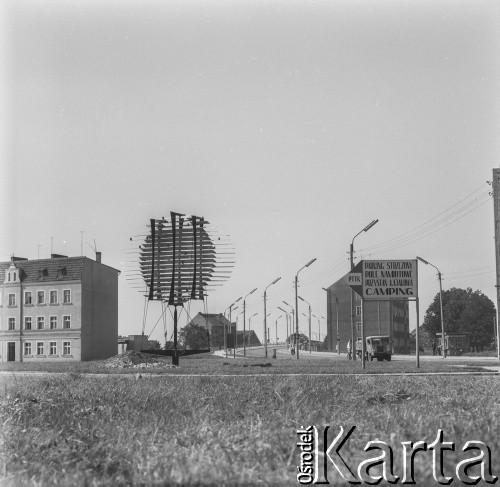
[0,253,119,362]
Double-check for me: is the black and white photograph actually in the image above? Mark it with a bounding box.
[1,0,499,485]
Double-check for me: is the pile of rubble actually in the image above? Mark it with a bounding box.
[104,351,177,369]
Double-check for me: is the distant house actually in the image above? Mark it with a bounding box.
[185,313,235,349]
[0,253,119,362]
[236,330,261,348]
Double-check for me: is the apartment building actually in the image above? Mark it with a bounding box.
[0,253,119,362]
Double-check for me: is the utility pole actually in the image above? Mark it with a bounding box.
[492,169,500,363]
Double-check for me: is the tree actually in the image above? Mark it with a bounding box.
[148,339,161,350]
[410,327,434,350]
[287,333,309,348]
[179,323,210,350]
[422,287,495,350]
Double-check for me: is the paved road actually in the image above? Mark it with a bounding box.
[225,345,500,363]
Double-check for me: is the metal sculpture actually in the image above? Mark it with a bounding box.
[127,211,234,364]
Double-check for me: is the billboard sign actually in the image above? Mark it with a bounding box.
[362,259,418,300]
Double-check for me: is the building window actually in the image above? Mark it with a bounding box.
[356,306,361,316]
[24,342,32,356]
[37,342,44,356]
[49,290,58,304]
[63,290,71,304]
[25,291,32,305]
[37,291,45,305]
[50,316,57,329]
[8,318,15,330]
[63,316,71,329]
[356,322,362,333]
[63,342,71,355]
[49,342,57,355]
[8,294,16,306]
[37,316,45,330]
[25,316,32,330]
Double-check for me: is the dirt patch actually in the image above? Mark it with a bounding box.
[104,351,177,369]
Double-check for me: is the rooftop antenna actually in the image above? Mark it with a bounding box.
[37,245,41,259]
[50,237,54,255]
[85,239,98,258]
[80,231,84,256]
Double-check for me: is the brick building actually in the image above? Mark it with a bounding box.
[0,253,119,362]
[325,277,410,354]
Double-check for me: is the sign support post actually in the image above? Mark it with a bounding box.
[416,297,420,368]
[361,297,366,369]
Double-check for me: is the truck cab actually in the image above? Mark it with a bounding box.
[356,336,392,361]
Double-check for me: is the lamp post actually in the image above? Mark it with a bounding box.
[322,287,340,354]
[417,256,446,358]
[299,296,312,353]
[276,315,283,344]
[226,297,242,358]
[248,312,258,349]
[294,258,317,359]
[282,301,295,350]
[227,297,242,358]
[264,277,281,358]
[243,288,257,357]
[278,306,290,348]
[312,314,325,349]
[350,220,378,360]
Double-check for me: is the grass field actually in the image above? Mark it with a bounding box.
[1,357,499,485]
[0,352,497,376]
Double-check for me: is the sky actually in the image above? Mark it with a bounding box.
[1,0,499,345]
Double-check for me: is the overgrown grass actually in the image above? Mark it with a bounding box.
[0,354,497,376]
[1,374,499,485]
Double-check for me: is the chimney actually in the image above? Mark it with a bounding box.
[95,251,102,263]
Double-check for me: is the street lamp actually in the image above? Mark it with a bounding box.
[248,312,258,349]
[226,297,242,358]
[295,258,317,359]
[312,314,325,348]
[299,296,312,353]
[417,256,446,358]
[276,315,283,344]
[350,220,378,360]
[243,288,257,357]
[282,301,295,349]
[264,277,281,358]
[322,287,340,355]
[278,306,291,348]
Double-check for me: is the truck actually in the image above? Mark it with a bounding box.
[356,336,392,361]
